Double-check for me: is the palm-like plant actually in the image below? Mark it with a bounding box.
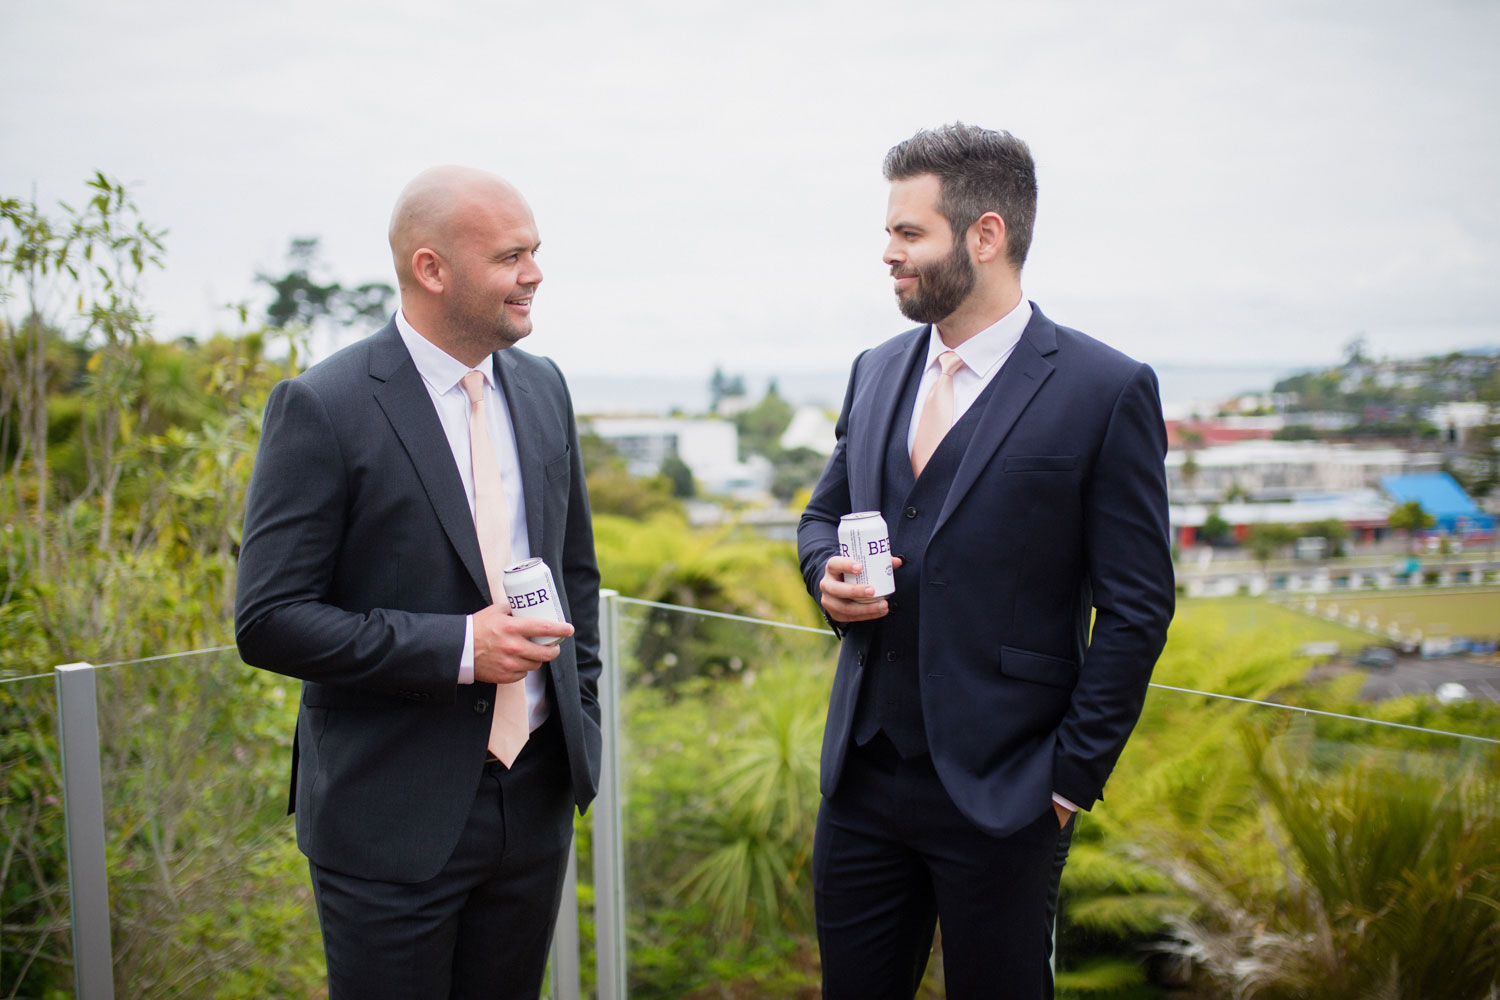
[1156,724,1500,999]
[671,662,825,939]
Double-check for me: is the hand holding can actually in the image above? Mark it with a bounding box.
[838,512,895,602]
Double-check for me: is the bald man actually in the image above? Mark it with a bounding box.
[236,166,602,999]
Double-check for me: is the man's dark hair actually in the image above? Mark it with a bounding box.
[883,123,1037,271]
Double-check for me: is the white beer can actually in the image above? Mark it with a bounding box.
[502,557,568,645]
[838,511,895,602]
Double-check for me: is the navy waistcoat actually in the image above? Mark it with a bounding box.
[852,347,1003,758]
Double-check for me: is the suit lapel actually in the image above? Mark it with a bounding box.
[368,324,492,600]
[932,308,1058,536]
[850,329,928,513]
[494,349,546,557]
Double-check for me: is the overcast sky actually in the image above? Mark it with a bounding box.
[4,0,1498,382]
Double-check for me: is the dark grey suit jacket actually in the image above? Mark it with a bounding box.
[236,320,601,883]
[798,304,1174,838]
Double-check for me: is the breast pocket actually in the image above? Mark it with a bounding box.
[545,448,570,482]
[1003,455,1078,473]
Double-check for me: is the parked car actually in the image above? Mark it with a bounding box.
[1355,646,1398,670]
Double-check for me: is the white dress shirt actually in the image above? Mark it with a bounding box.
[395,311,548,730]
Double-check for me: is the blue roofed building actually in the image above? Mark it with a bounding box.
[1380,472,1497,537]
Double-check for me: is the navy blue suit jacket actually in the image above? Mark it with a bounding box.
[236,321,602,883]
[798,304,1174,838]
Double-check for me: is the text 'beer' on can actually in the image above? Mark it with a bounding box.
[502,557,568,645]
[837,511,895,602]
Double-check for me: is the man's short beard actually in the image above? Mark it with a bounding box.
[897,240,977,325]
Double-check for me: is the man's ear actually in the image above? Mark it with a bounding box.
[971,212,1006,264]
[411,247,445,294]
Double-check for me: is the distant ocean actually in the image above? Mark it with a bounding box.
[567,363,1306,417]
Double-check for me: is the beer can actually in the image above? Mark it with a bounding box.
[502,557,568,645]
[838,511,895,602]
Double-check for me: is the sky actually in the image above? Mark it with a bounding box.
[4,0,1499,386]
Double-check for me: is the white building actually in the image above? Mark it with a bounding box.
[779,406,838,456]
[1423,401,1496,443]
[584,416,772,499]
[1167,440,1441,499]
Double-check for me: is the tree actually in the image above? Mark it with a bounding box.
[1272,424,1319,442]
[1180,452,1200,494]
[1,173,165,620]
[732,383,793,460]
[708,367,746,414]
[1244,522,1299,567]
[1299,518,1350,557]
[1342,335,1371,367]
[578,428,680,519]
[256,237,393,332]
[1388,500,1435,538]
[1199,507,1232,546]
[770,446,829,504]
[2,177,316,999]
[659,452,695,498]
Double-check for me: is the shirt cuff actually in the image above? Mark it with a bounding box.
[458,615,475,685]
[1051,792,1080,814]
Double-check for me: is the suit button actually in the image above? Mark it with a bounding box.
[894,553,906,563]
[474,699,490,714]
[905,507,918,519]
[886,650,898,661]
[857,653,865,665]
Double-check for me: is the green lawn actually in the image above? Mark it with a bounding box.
[1172,596,1377,647]
[1294,588,1500,640]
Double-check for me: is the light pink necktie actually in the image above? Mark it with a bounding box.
[462,370,529,767]
[911,350,965,478]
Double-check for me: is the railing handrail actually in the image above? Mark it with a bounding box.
[613,595,834,634]
[1147,682,1500,746]
[616,597,1500,748]
[23,598,1499,748]
[1,670,57,685]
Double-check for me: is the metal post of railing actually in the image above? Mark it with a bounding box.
[548,839,581,1000]
[55,662,116,999]
[592,590,627,1000]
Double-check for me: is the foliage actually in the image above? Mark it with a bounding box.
[708,367,747,415]
[0,179,306,998]
[617,623,837,997]
[1271,423,1318,441]
[1388,499,1436,535]
[1155,725,1500,999]
[1179,451,1200,489]
[770,447,829,505]
[1198,507,1231,545]
[660,452,696,498]
[1244,522,1299,566]
[256,236,393,332]
[731,383,794,461]
[1054,605,1500,998]
[579,427,682,519]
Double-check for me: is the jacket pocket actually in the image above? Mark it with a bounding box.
[303,682,412,708]
[545,448,571,481]
[1003,455,1077,473]
[999,646,1079,688]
